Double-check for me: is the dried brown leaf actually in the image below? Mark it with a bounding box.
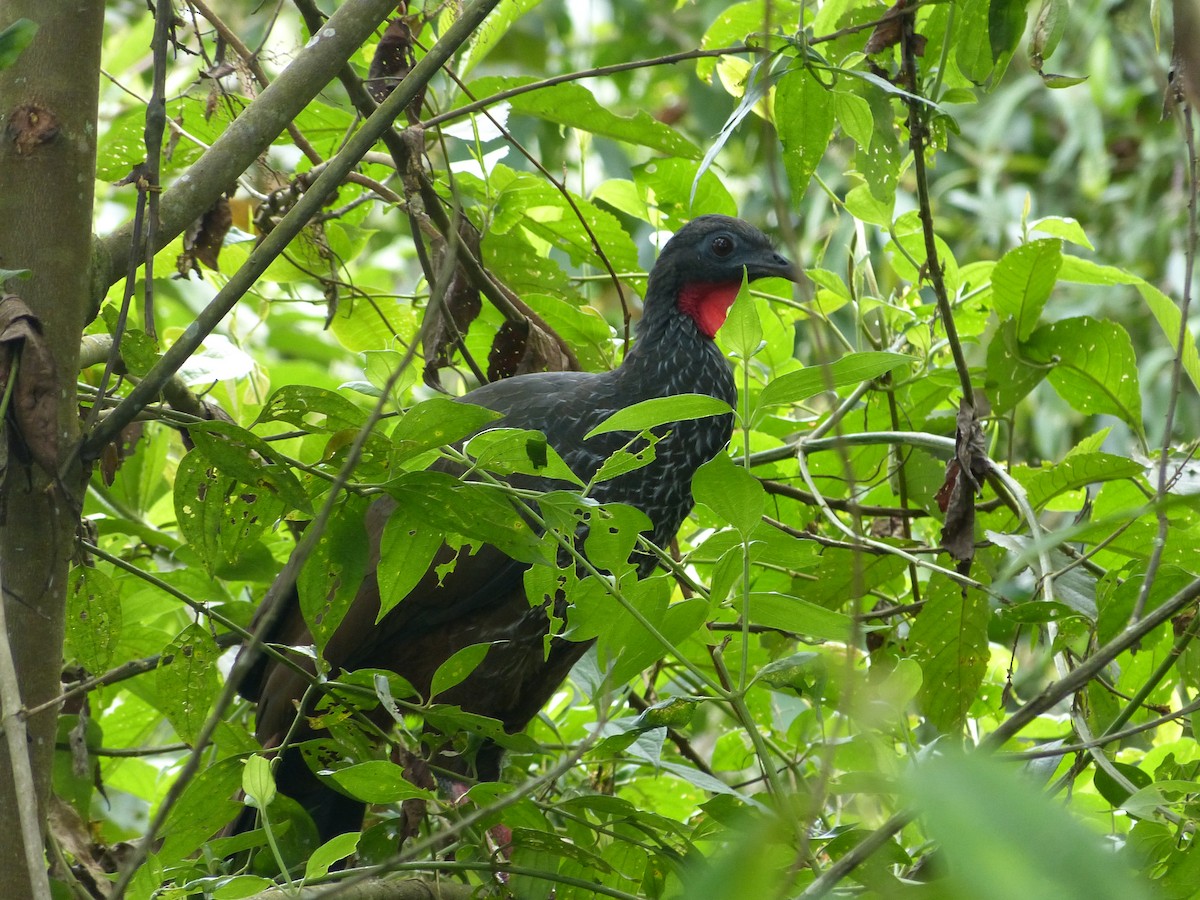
[0,295,59,473]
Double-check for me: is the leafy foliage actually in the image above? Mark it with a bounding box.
[38,0,1200,897]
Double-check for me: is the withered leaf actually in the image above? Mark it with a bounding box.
[939,399,988,566]
[487,318,571,382]
[0,295,59,473]
[178,197,232,274]
[423,221,483,389]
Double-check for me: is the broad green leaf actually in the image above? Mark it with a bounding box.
[991,239,1062,340]
[391,397,500,461]
[803,552,907,609]
[989,0,1028,71]
[430,642,493,698]
[585,394,732,439]
[161,757,244,862]
[490,167,640,270]
[755,651,825,696]
[757,351,915,409]
[66,566,121,673]
[156,623,220,745]
[1016,452,1144,510]
[737,594,853,643]
[1030,216,1092,249]
[908,576,989,732]
[383,471,547,563]
[907,752,1154,900]
[466,427,584,485]
[304,833,361,881]
[1060,255,1200,394]
[173,451,286,575]
[692,452,765,537]
[632,159,738,224]
[775,67,835,203]
[325,760,436,804]
[1023,316,1144,438]
[377,502,445,619]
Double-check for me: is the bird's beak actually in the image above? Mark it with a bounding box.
[747,251,801,284]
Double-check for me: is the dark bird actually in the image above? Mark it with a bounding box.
[234,215,796,845]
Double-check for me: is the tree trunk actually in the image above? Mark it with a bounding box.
[0,1,105,894]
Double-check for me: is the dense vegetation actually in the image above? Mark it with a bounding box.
[1,0,1198,897]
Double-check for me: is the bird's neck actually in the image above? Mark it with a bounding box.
[619,296,735,404]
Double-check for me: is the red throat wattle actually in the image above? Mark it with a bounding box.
[677,282,742,339]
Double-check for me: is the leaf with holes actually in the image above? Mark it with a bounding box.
[66,566,121,673]
[156,624,220,746]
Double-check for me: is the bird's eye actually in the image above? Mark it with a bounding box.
[711,235,734,257]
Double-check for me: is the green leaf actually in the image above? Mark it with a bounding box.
[908,576,989,732]
[325,760,436,804]
[1023,316,1144,437]
[0,19,37,70]
[297,496,370,651]
[241,754,276,808]
[161,757,245,861]
[457,0,542,75]
[304,833,361,880]
[1029,0,1069,67]
[376,502,445,620]
[391,397,500,461]
[986,319,1048,414]
[1017,452,1145,510]
[584,502,652,574]
[907,752,1154,900]
[991,239,1062,341]
[989,0,1029,66]
[692,452,765,538]
[833,89,873,149]
[186,421,310,513]
[156,624,220,745]
[466,427,584,485]
[757,351,915,409]
[253,384,366,433]
[738,594,853,643]
[721,272,762,360]
[469,78,700,158]
[430,643,493,699]
[584,394,732,439]
[66,566,122,673]
[590,432,661,484]
[1059,256,1200,393]
[1027,220,1094,254]
[383,471,547,564]
[775,67,835,203]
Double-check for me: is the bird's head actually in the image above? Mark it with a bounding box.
[644,215,798,340]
